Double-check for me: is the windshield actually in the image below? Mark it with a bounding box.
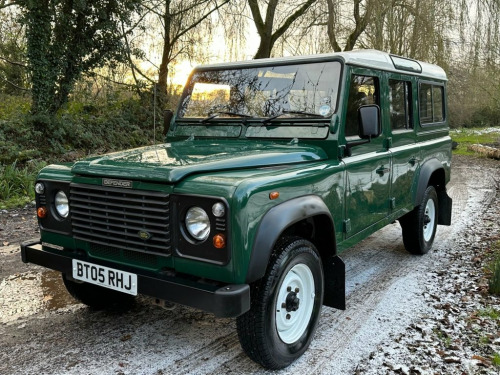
[178,61,342,120]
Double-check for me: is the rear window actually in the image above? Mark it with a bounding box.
[419,83,445,124]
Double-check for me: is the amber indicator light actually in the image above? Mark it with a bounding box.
[213,234,226,249]
[269,191,280,200]
[37,207,48,218]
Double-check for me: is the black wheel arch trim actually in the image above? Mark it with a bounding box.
[415,158,452,226]
[415,159,443,203]
[245,195,336,284]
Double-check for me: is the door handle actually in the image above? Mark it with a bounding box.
[376,166,390,176]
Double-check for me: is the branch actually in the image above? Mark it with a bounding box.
[120,21,154,96]
[0,76,29,91]
[90,71,143,89]
[344,0,373,51]
[171,0,230,45]
[271,0,318,44]
[326,0,341,52]
[0,56,27,68]
[124,9,150,35]
[248,0,266,35]
[139,2,164,18]
[171,0,212,17]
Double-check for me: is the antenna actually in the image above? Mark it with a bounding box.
[153,83,157,145]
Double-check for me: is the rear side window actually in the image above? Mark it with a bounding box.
[345,75,379,137]
[419,83,445,124]
[389,80,412,130]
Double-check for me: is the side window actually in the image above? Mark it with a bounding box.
[389,80,412,130]
[432,86,444,122]
[419,82,445,124]
[345,75,378,137]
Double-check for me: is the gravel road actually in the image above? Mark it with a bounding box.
[0,155,499,375]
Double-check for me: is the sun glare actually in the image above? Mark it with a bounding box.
[169,60,195,87]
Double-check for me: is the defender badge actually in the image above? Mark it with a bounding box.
[102,178,133,188]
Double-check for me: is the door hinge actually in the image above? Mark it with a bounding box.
[343,219,351,233]
[385,137,392,149]
[390,197,396,210]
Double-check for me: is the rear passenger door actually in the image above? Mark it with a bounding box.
[342,69,392,236]
[385,75,419,214]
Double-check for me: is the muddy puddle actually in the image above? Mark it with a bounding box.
[40,270,78,311]
[0,269,78,324]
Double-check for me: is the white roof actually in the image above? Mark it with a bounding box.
[195,49,447,81]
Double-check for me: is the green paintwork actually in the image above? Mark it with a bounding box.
[31,50,452,290]
[70,140,328,182]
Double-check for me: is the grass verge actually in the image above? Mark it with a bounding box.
[450,127,500,156]
[0,161,47,210]
[488,241,500,295]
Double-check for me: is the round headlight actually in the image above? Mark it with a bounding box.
[185,207,210,241]
[55,191,69,218]
[35,182,45,195]
[212,202,225,217]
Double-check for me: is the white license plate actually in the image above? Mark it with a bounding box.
[72,259,138,296]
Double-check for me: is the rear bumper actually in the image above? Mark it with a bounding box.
[21,240,250,318]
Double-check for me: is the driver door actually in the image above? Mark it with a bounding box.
[342,69,392,237]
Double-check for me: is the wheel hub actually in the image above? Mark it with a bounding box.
[285,292,300,312]
[422,198,436,242]
[275,263,315,344]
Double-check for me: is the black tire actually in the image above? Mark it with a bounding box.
[62,274,136,311]
[400,185,438,255]
[236,237,324,369]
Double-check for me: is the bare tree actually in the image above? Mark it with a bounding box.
[248,0,318,59]
[325,0,388,52]
[133,0,229,106]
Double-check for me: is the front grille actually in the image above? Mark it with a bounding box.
[89,244,162,268]
[70,183,171,256]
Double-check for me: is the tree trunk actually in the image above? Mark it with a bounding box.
[249,0,317,59]
[25,0,55,116]
[254,36,274,59]
[157,0,172,107]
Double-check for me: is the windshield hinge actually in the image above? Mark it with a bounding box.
[338,145,346,159]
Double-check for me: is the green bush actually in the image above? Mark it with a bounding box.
[0,93,160,165]
[0,91,165,207]
[0,160,46,209]
[468,107,500,128]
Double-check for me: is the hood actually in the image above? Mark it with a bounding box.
[71,140,328,183]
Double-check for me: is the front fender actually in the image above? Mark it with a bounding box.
[245,195,334,283]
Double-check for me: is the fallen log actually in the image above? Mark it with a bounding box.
[467,144,500,160]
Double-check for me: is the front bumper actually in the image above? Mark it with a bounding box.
[21,240,250,318]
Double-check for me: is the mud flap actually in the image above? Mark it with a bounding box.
[323,255,346,310]
[438,190,452,226]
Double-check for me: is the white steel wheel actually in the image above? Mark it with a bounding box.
[275,263,315,344]
[236,237,324,370]
[401,185,439,255]
[423,198,436,242]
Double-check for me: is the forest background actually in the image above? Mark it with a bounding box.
[0,0,499,207]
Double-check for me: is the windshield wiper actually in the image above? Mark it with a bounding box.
[260,110,326,124]
[282,110,325,118]
[200,111,252,123]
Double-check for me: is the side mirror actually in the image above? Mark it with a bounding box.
[345,104,381,157]
[163,109,173,136]
[358,105,381,139]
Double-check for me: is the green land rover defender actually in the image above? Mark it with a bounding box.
[22,50,452,369]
